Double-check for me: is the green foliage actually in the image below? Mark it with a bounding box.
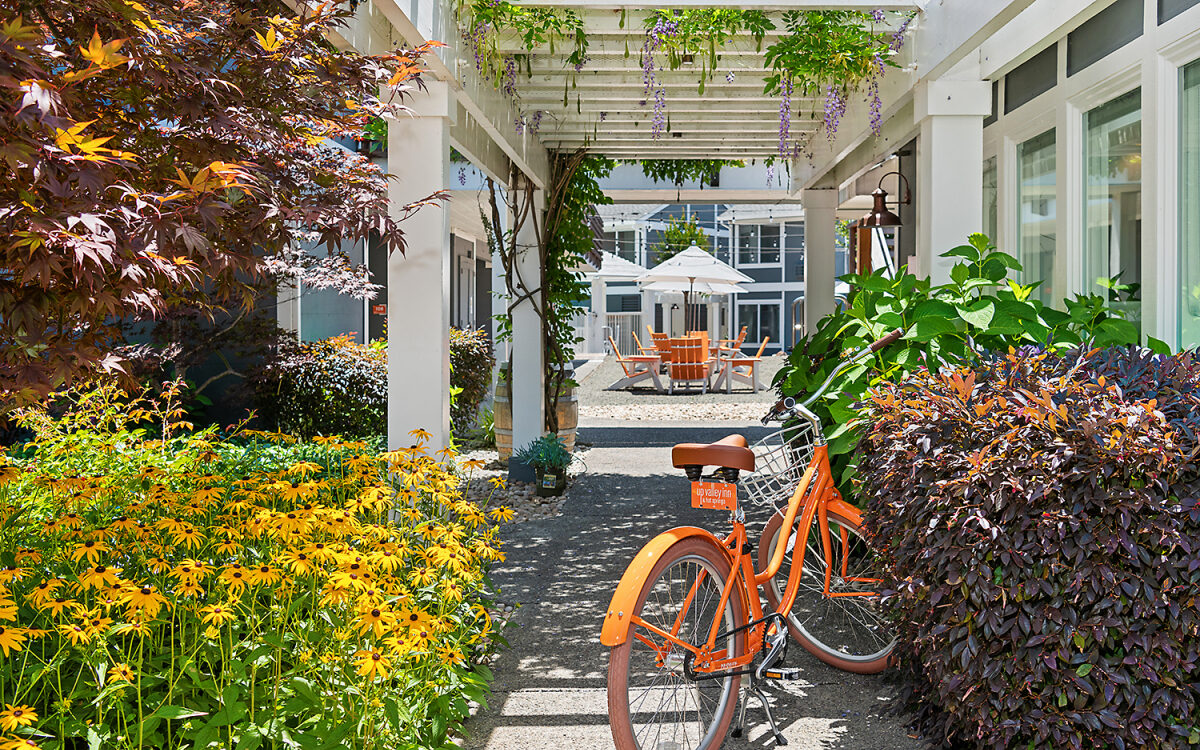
[635,159,744,187]
[459,1,588,87]
[774,234,1148,496]
[512,433,571,470]
[449,327,496,436]
[763,11,900,98]
[643,10,773,89]
[0,4,437,405]
[249,335,386,440]
[858,347,1200,749]
[651,216,710,265]
[0,382,509,750]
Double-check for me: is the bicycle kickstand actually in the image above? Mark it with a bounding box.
[734,676,786,746]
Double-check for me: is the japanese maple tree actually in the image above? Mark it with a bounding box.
[0,0,441,405]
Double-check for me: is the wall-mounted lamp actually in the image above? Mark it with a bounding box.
[860,171,911,228]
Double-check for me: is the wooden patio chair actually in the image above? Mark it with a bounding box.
[686,330,712,359]
[649,331,673,365]
[718,326,748,356]
[632,331,656,356]
[604,336,664,391]
[667,337,710,394]
[726,337,770,393]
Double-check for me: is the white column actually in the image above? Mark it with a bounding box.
[915,79,991,285]
[801,188,839,333]
[386,81,453,452]
[591,276,607,353]
[509,187,545,456]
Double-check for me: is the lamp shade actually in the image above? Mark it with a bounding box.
[860,187,903,228]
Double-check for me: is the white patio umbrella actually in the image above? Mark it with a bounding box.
[591,251,646,280]
[641,279,745,296]
[638,246,753,333]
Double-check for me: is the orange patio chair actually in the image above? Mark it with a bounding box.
[649,330,673,365]
[604,336,664,391]
[727,337,770,393]
[719,326,748,356]
[667,337,711,394]
[632,331,657,356]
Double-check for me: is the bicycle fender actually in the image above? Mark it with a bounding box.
[826,497,864,527]
[600,527,732,647]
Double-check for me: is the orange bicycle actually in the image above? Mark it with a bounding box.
[601,328,905,749]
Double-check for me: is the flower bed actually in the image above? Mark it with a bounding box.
[0,383,510,750]
[858,348,1200,749]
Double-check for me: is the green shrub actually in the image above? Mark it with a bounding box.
[0,382,510,750]
[857,347,1200,749]
[449,327,495,436]
[249,334,386,439]
[511,433,570,471]
[774,233,1149,495]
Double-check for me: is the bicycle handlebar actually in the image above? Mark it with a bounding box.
[763,327,905,423]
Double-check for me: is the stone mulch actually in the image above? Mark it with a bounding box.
[456,447,589,524]
[579,401,776,422]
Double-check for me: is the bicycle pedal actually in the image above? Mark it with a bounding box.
[760,667,802,681]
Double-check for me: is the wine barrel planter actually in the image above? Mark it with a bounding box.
[493,378,577,462]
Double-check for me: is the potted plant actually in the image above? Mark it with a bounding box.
[511,434,571,497]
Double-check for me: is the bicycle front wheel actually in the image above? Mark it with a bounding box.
[759,509,894,674]
[608,537,746,750]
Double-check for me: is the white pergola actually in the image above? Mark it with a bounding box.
[329,0,1038,454]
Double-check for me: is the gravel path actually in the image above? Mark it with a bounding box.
[462,419,922,750]
[578,354,788,422]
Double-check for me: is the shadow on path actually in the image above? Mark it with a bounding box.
[464,421,922,750]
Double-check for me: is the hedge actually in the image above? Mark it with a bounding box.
[858,347,1200,750]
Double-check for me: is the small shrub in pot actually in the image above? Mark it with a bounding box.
[858,347,1200,750]
[512,434,571,497]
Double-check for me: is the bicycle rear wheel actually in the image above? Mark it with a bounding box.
[608,537,746,750]
[759,509,894,674]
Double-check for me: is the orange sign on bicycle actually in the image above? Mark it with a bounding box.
[691,481,737,511]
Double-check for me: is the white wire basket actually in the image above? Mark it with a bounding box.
[740,422,817,506]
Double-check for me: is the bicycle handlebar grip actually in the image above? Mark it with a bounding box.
[869,327,906,353]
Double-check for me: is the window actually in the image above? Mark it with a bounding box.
[1180,60,1200,347]
[1161,0,1200,23]
[736,224,781,265]
[1067,0,1143,77]
[1083,89,1142,335]
[983,156,998,242]
[1005,45,1057,114]
[737,302,780,346]
[785,222,805,281]
[1018,129,1057,304]
[603,230,638,263]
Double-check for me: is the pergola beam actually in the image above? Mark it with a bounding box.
[514,0,917,8]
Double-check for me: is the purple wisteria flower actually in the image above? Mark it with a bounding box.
[823,86,847,139]
[641,17,678,140]
[765,163,775,186]
[726,71,735,83]
[870,8,886,23]
[502,56,517,98]
[890,16,914,53]
[777,77,793,157]
[458,168,467,186]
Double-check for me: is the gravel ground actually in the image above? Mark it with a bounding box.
[456,448,590,524]
[577,353,787,421]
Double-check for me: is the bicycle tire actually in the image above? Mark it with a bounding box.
[759,509,894,674]
[608,537,746,750]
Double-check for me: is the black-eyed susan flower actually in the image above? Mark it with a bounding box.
[0,626,28,656]
[0,568,26,585]
[199,603,236,627]
[436,645,464,668]
[354,649,391,680]
[245,565,281,587]
[108,663,135,682]
[58,623,92,646]
[78,565,121,591]
[69,540,108,564]
[279,551,316,576]
[490,506,516,523]
[40,597,78,617]
[0,704,37,731]
[218,565,248,595]
[123,585,167,618]
[355,606,395,638]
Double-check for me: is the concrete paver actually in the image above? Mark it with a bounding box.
[464,419,922,750]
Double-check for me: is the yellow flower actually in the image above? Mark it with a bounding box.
[437,645,464,667]
[245,565,282,587]
[408,428,433,443]
[0,600,15,622]
[487,476,507,490]
[176,580,205,598]
[355,606,395,639]
[440,579,464,603]
[59,623,92,646]
[0,569,26,585]
[461,458,485,472]
[0,627,27,657]
[218,565,249,595]
[40,597,78,617]
[354,649,391,680]
[489,506,515,523]
[123,585,167,619]
[199,604,236,627]
[78,565,121,591]
[280,550,317,576]
[69,540,109,564]
[0,705,37,732]
[0,736,39,750]
[108,663,135,682]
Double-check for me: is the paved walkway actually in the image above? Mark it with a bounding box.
[464,418,922,750]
